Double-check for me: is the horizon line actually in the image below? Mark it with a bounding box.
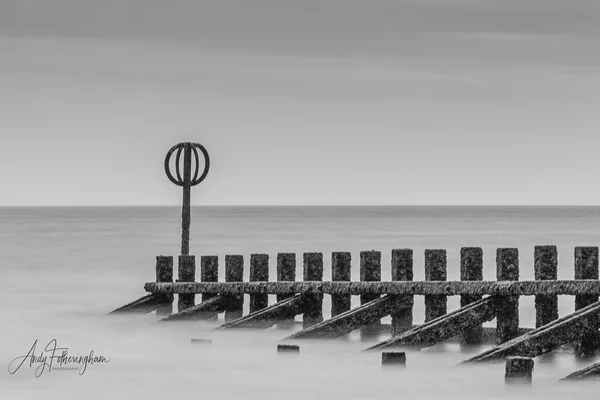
[1,204,600,208]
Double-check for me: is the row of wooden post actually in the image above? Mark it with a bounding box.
[154,246,599,346]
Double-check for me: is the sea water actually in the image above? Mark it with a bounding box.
[1,206,599,399]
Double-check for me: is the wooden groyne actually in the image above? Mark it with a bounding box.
[114,246,600,362]
[109,143,600,382]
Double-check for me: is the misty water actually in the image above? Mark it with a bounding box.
[1,206,599,399]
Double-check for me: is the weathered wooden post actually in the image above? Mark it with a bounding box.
[225,255,244,321]
[250,254,269,313]
[505,356,534,384]
[460,247,483,344]
[331,252,352,317]
[303,252,324,328]
[381,352,406,367]
[277,253,296,328]
[425,249,447,322]
[391,249,413,335]
[155,255,174,317]
[534,246,558,327]
[574,246,600,356]
[178,255,196,311]
[360,250,382,337]
[496,248,520,344]
[277,344,300,354]
[200,255,219,320]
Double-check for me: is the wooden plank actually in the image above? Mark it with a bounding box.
[216,294,308,330]
[561,361,600,381]
[303,253,324,328]
[462,300,600,363]
[144,280,600,296]
[159,295,228,322]
[534,246,558,327]
[460,247,484,345]
[331,252,352,317]
[249,254,269,313]
[391,249,413,335]
[574,246,600,357]
[365,296,499,351]
[284,295,413,340]
[496,248,520,344]
[109,294,171,314]
[425,249,447,322]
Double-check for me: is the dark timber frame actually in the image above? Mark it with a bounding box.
[112,245,600,359]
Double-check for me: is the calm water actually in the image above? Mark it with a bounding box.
[1,206,599,398]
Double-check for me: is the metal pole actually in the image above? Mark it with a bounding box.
[181,144,192,256]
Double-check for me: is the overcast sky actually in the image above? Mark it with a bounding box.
[2,0,600,206]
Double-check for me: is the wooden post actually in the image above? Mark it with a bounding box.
[177,255,196,312]
[381,352,406,366]
[391,249,413,335]
[425,249,447,322]
[201,255,219,320]
[534,246,558,328]
[505,357,534,384]
[250,254,269,313]
[360,250,382,337]
[460,247,483,345]
[225,255,244,321]
[277,253,296,328]
[496,248,520,344]
[303,252,324,328]
[575,246,600,357]
[277,344,299,354]
[155,256,174,317]
[331,252,351,317]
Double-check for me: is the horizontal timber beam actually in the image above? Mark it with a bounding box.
[144,280,600,296]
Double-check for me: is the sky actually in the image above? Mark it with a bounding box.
[2,0,600,206]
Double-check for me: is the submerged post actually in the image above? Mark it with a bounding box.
[331,252,352,317]
[460,247,483,345]
[303,252,324,328]
[225,255,244,321]
[574,246,600,356]
[425,249,447,322]
[534,246,558,327]
[155,256,174,317]
[391,249,413,335]
[505,357,534,384]
[496,248,520,344]
[250,254,269,313]
[360,250,382,337]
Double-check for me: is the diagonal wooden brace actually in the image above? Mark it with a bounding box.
[365,296,501,351]
[463,300,600,363]
[159,295,229,322]
[284,295,413,340]
[216,294,309,330]
[109,294,173,315]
